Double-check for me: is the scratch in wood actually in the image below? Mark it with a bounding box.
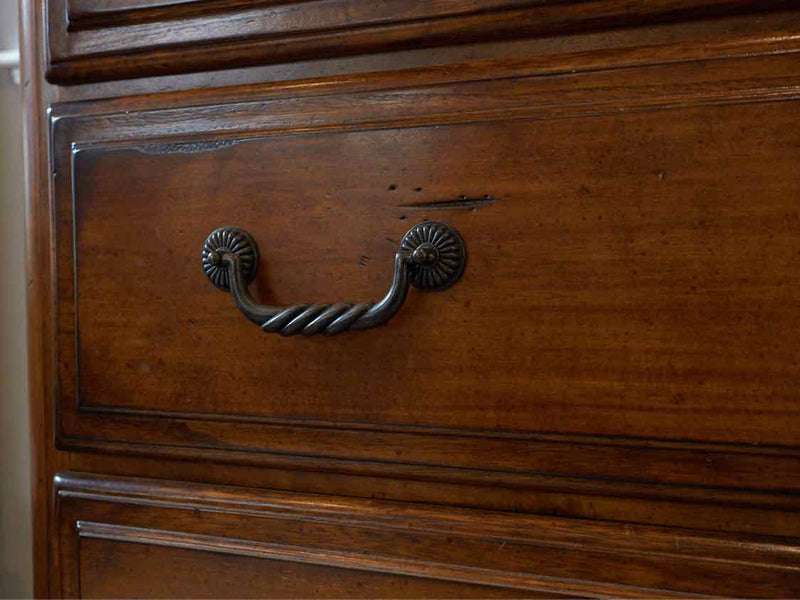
[397,195,497,211]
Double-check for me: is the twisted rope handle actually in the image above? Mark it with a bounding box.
[202,221,466,337]
[260,302,376,336]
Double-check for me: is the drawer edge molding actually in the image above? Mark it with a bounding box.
[72,521,702,599]
[54,472,800,598]
[45,0,799,85]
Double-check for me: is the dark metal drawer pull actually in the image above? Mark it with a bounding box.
[201,221,466,336]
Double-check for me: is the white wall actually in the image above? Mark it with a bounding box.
[0,0,33,596]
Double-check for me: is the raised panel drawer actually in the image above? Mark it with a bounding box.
[50,38,800,535]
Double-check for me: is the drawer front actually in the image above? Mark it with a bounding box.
[52,40,800,516]
[44,0,791,84]
[55,473,800,598]
[76,540,529,600]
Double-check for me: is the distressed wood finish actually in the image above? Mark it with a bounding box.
[54,473,800,598]
[52,41,800,490]
[24,0,800,596]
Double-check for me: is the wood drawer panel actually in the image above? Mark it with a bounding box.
[78,538,530,599]
[66,104,800,442]
[51,42,800,502]
[55,473,800,598]
[44,0,795,84]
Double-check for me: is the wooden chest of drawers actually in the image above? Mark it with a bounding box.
[23,1,800,596]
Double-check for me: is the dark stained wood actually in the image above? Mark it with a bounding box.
[55,473,800,598]
[79,540,535,600]
[66,0,279,30]
[51,9,800,103]
[65,0,530,31]
[21,0,57,596]
[49,45,800,493]
[24,0,800,596]
[48,450,800,539]
[46,0,797,84]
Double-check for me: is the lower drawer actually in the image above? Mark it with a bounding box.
[75,538,526,599]
[55,473,800,598]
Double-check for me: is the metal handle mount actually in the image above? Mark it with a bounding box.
[201,220,466,336]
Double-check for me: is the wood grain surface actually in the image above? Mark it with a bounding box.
[64,102,800,443]
[55,473,800,598]
[50,43,800,479]
[24,0,800,595]
[46,0,797,84]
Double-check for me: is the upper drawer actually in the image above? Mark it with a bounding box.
[45,0,793,85]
